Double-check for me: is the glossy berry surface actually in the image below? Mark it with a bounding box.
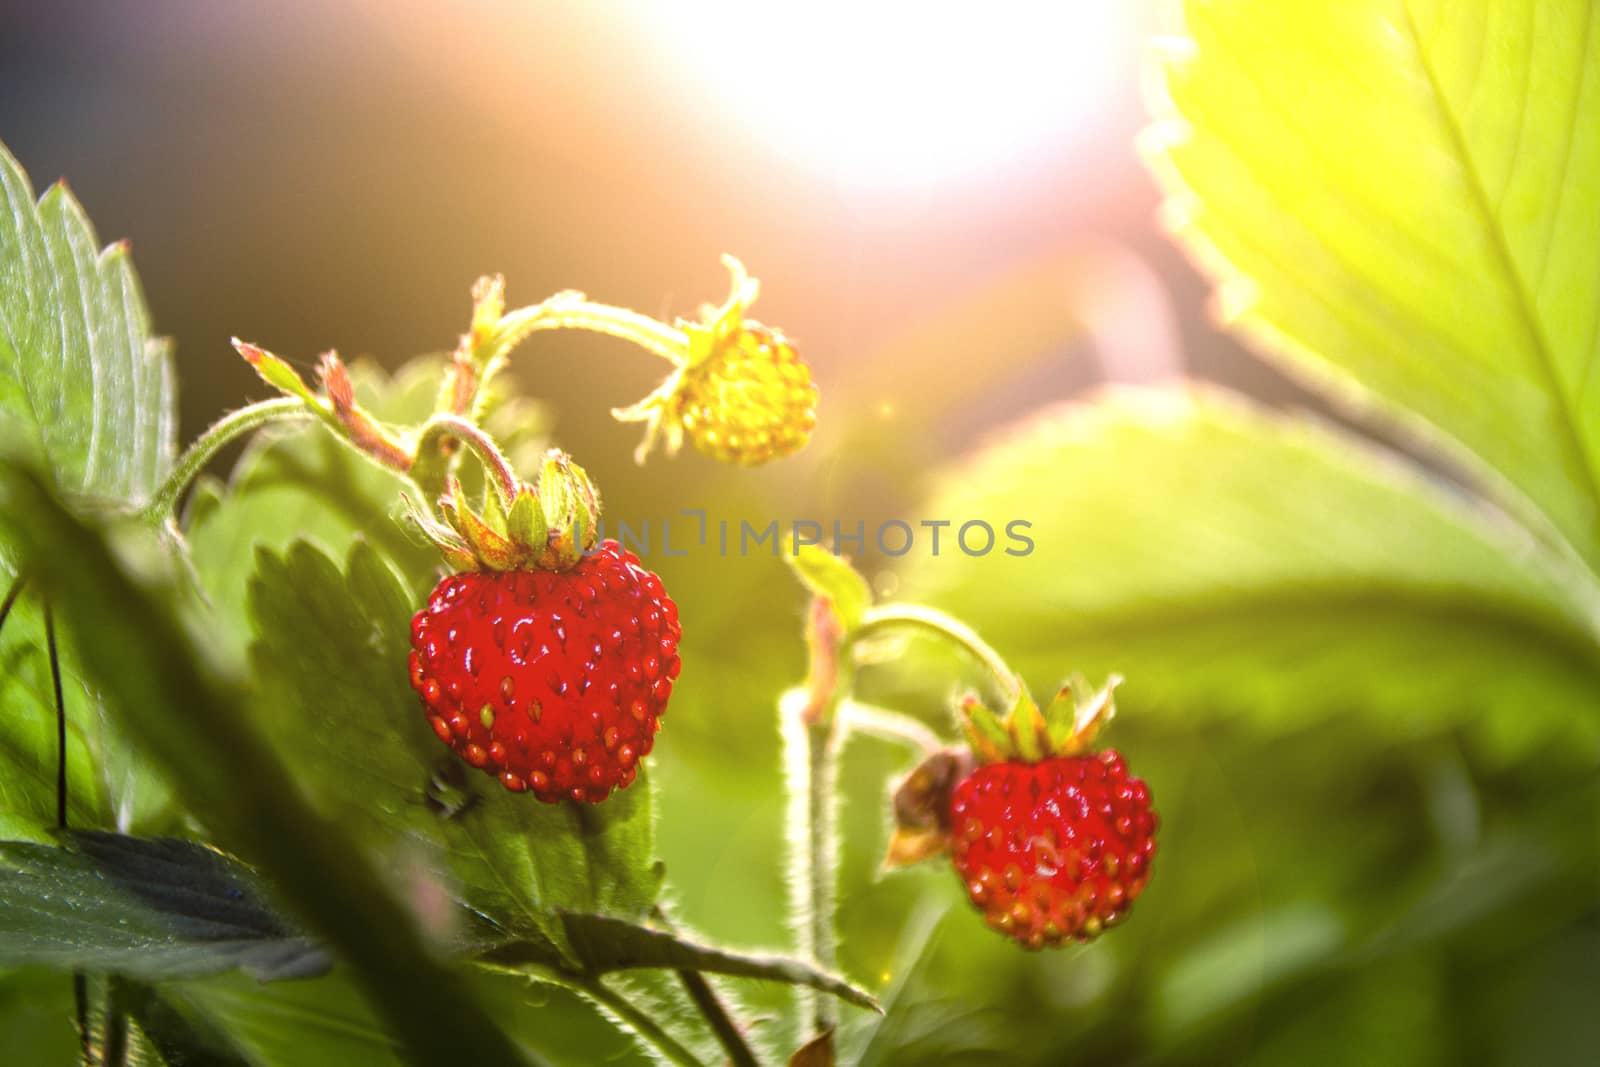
[408,541,680,803]
[674,322,817,466]
[949,750,1157,949]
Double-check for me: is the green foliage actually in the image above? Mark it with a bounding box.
[2,0,1598,1060]
[244,539,660,958]
[1143,0,1600,570]
[0,144,177,843]
[0,463,536,1065]
[0,143,175,507]
[907,386,1600,756]
[0,833,325,982]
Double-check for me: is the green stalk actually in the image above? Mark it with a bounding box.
[492,299,689,368]
[651,907,760,1067]
[140,397,312,525]
[413,414,520,504]
[579,978,707,1067]
[783,599,1021,1046]
[804,712,843,1038]
[850,604,1022,706]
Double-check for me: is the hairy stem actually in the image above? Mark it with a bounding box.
[805,714,842,1038]
[494,299,690,368]
[580,979,707,1067]
[140,397,312,525]
[851,604,1022,706]
[784,685,845,1045]
[838,701,944,755]
[651,908,760,1067]
[413,414,520,504]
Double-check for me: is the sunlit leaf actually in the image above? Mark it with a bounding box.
[903,386,1600,756]
[1145,0,1600,569]
[0,141,175,507]
[0,140,177,839]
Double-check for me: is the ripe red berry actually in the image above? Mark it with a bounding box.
[408,540,680,803]
[949,750,1156,948]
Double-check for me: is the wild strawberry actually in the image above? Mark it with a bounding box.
[672,322,817,466]
[613,256,818,466]
[949,750,1157,949]
[883,672,1157,948]
[409,541,680,803]
[404,450,678,801]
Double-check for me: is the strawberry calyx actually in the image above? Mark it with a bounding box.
[883,673,1123,872]
[958,672,1122,765]
[408,448,601,573]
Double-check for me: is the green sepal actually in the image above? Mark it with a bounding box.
[1007,682,1045,762]
[786,544,871,632]
[442,477,523,571]
[957,693,1012,765]
[679,254,759,369]
[505,483,546,552]
[234,339,320,406]
[1043,673,1121,756]
[538,451,601,567]
[479,475,510,537]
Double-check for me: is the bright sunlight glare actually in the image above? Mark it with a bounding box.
[636,2,1129,191]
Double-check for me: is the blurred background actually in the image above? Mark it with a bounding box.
[3,2,1595,1064]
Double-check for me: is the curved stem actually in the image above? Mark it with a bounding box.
[849,604,1022,706]
[414,415,519,503]
[140,397,312,524]
[579,978,707,1067]
[494,299,690,368]
[838,701,944,755]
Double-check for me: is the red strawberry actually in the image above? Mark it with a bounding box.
[949,749,1157,949]
[408,540,680,802]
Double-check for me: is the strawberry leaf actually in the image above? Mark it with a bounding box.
[0,462,535,1066]
[1145,0,1600,570]
[0,141,179,839]
[0,832,327,981]
[245,539,661,962]
[0,141,176,509]
[904,386,1600,757]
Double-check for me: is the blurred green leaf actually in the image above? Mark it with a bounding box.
[904,386,1600,756]
[0,141,178,839]
[246,539,660,961]
[1146,0,1600,568]
[0,462,535,1065]
[786,545,871,631]
[1155,904,1344,1039]
[183,358,443,663]
[0,832,326,982]
[184,356,549,663]
[0,601,113,838]
[0,140,175,507]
